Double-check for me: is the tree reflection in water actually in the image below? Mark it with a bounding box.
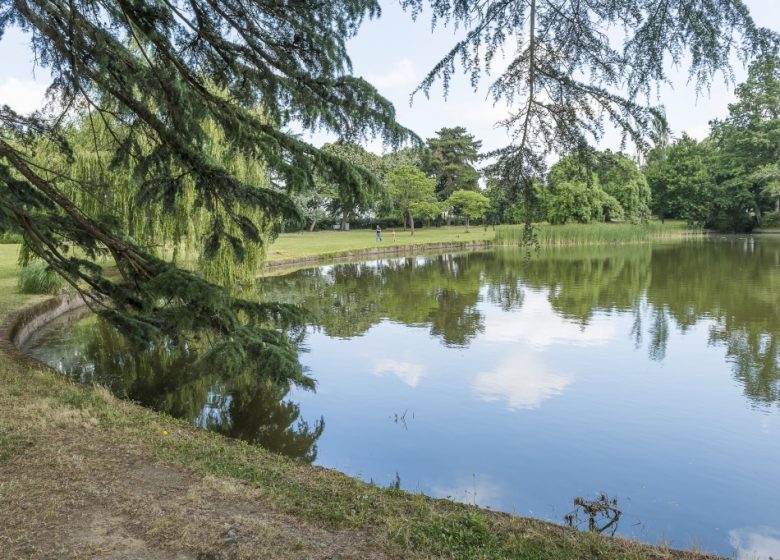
[261,239,780,409]
[57,319,324,462]
[37,237,780,463]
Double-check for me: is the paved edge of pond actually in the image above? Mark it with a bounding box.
[0,293,722,559]
[263,239,494,274]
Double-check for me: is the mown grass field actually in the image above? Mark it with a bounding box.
[267,225,497,264]
[0,245,46,315]
[0,233,719,559]
[268,221,696,268]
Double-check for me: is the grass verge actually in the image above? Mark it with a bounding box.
[267,222,697,271]
[0,352,717,559]
[267,226,495,265]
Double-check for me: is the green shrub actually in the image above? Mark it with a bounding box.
[0,232,22,244]
[18,262,66,294]
[761,211,780,228]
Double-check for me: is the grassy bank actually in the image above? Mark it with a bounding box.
[267,226,496,265]
[267,221,696,270]
[0,242,717,558]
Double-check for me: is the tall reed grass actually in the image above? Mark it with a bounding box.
[494,221,698,246]
[18,262,66,294]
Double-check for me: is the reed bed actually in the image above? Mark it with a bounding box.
[18,261,66,294]
[495,221,698,246]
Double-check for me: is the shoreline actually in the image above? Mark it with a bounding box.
[262,240,495,275]
[1,239,722,559]
[262,226,703,275]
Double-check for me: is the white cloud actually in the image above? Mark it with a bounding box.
[366,58,418,91]
[372,358,427,387]
[729,527,780,560]
[0,77,47,114]
[482,290,616,349]
[472,353,572,410]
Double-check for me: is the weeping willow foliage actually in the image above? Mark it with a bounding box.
[33,114,273,290]
[0,0,416,388]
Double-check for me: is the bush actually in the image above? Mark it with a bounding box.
[18,262,66,294]
[761,211,780,228]
[0,232,22,244]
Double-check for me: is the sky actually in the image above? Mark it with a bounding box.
[1,0,779,157]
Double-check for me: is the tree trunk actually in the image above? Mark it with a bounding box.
[775,195,779,213]
[465,216,470,232]
[341,209,348,231]
[409,212,415,236]
[755,204,763,225]
[308,219,317,232]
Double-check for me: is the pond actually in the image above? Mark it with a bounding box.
[26,237,780,558]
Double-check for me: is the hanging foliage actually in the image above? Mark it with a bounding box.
[0,0,415,386]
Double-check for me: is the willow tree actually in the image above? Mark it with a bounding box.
[35,114,275,289]
[403,0,777,239]
[0,0,413,384]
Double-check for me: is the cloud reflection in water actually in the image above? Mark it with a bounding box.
[729,527,780,560]
[372,358,428,387]
[473,353,572,410]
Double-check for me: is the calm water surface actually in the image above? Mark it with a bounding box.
[27,237,780,557]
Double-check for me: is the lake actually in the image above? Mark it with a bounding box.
[26,237,780,558]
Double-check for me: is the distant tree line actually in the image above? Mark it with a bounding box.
[645,56,780,232]
[299,55,780,235]
[284,126,490,234]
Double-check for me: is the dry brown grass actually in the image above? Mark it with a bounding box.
[0,360,389,559]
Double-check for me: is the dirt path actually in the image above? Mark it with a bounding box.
[0,381,386,560]
[0,298,388,560]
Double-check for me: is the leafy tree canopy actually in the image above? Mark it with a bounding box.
[545,154,622,224]
[403,0,778,239]
[592,151,651,223]
[645,56,780,231]
[710,55,780,227]
[319,142,384,229]
[447,189,489,230]
[386,165,437,235]
[424,126,482,200]
[644,134,715,227]
[0,0,415,385]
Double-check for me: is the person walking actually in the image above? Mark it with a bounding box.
[375,224,382,241]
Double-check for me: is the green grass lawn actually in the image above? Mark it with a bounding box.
[267,221,697,266]
[0,244,43,316]
[267,225,497,263]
